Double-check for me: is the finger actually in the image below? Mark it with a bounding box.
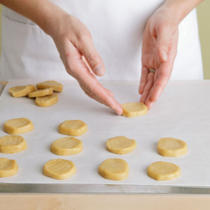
[139,66,149,94]
[80,81,123,115]
[64,41,122,114]
[76,36,105,76]
[140,72,154,103]
[146,63,171,103]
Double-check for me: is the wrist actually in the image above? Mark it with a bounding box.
[35,2,68,38]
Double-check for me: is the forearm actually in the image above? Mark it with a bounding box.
[162,0,204,24]
[0,0,65,35]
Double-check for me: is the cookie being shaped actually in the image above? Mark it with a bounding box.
[35,94,58,107]
[122,102,148,117]
[157,137,188,157]
[43,159,76,180]
[0,135,27,154]
[28,88,53,98]
[9,85,35,97]
[98,158,129,181]
[147,161,181,181]
[37,80,63,92]
[106,136,136,154]
[51,137,83,156]
[0,158,18,178]
[58,120,88,136]
[3,118,34,135]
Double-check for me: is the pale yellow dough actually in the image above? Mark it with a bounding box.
[28,88,53,98]
[0,158,18,178]
[37,80,63,92]
[0,135,27,154]
[122,102,148,117]
[98,158,129,181]
[157,137,188,157]
[3,118,34,135]
[106,136,136,154]
[58,120,88,136]
[43,159,76,180]
[147,161,181,181]
[51,137,83,156]
[35,94,58,107]
[9,85,35,97]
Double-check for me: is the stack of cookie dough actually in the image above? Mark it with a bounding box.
[9,80,63,107]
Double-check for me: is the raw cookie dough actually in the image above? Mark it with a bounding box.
[98,158,129,180]
[3,118,34,135]
[43,159,76,180]
[51,137,83,155]
[35,94,58,107]
[106,136,136,154]
[0,135,27,154]
[28,88,53,98]
[157,137,188,157]
[37,80,63,92]
[147,161,181,181]
[122,102,148,117]
[9,85,35,97]
[0,158,18,178]
[58,120,88,136]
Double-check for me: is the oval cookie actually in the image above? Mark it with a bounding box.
[58,120,88,136]
[0,158,18,178]
[157,137,188,157]
[98,158,129,180]
[43,159,76,180]
[106,136,136,154]
[51,137,83,156]
[122,102,148,117]
[9,85,35,97]
[28,88,53,98]
[37,80,63,92]
[147,161,181,181]
[3,118,34,135]
[35,94,58,107]
[0,135,27,154]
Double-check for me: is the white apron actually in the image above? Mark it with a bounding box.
[0,0,203,80]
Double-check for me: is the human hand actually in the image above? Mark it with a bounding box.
[139,6,179,109]
[49,13,123,115]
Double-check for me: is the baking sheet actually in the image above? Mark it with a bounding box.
[0,79,210,188]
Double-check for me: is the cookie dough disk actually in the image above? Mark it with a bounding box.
[3,118,34,135]
[98,158,129,181]
[0,135,27,154]
[58,120,88,136]
[35,94,58,107]
[157,137,188,157]
[147,161,181,181]
[43,159,76,180]
[28,88,53,98]
[0,158,18,178]
[37,80,63,92]
[51,137,83,156]
[122,102,148,118]
[106,136,136,154]
[9,85,35,97]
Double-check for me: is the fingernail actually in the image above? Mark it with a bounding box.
[162,51,168,62]
[94,65,104,76]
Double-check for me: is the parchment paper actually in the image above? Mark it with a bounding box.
[0,79,210,187]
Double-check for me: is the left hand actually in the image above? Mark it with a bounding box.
[139,6,179,109]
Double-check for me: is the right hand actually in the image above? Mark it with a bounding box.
[49,13,123,115]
